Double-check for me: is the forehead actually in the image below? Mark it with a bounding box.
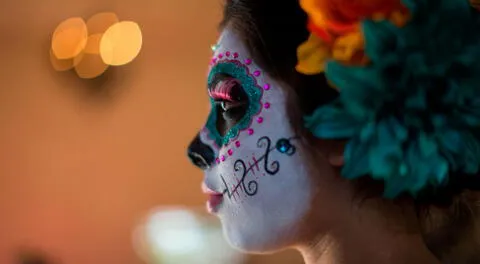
[212,29,249,62]
[207,28,260,85]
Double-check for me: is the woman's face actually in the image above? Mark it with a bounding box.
[188,27,319,252]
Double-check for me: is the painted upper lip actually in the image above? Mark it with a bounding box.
[202,182,223,195]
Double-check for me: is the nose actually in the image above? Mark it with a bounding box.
[187,134,215,170]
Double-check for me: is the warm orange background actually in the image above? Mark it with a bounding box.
[0,0,303,264]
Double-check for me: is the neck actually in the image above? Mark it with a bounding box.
[296,196,441,264]
[298,229,440,264]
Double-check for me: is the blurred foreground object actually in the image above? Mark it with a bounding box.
[50,12,143,79]
[133,207,245,264]
[17,249,56,264]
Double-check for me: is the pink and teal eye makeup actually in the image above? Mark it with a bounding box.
[209,76,249,117]
[205,60,263,147]
[209,77,244,102]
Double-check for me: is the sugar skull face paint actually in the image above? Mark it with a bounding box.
[189,28,315,252]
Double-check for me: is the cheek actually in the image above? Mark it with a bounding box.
[213,102,302,204]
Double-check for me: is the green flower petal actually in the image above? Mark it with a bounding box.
[305,100,362,139]
[304,0,480,198]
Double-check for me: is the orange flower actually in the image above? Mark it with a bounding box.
[301,0,407,40]
[296,0,408,75]
[296,34,330,75]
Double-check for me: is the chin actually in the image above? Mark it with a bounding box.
[219,217,295,254]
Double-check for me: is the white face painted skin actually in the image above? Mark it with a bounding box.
[197,28,315,252]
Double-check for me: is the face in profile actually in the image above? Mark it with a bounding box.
[187,28,318,252]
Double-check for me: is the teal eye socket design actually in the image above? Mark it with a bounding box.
[206,60,262,147]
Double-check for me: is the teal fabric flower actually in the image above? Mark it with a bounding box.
[305,0,480,198]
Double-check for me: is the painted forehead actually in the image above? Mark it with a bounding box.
[208,29,257,75]
[205,29,274,148]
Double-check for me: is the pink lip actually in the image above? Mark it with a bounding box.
[202,182,223,214]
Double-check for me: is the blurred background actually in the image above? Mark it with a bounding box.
[0,0,303,263]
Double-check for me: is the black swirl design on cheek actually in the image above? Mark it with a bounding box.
[257,136,280,175]
[234,159,258,196]
[221,136,298,201]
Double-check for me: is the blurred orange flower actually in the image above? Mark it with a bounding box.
[301,0,407,40]
[297,0,409,75]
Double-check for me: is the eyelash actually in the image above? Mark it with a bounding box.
[210,79,241,99]
[210,78,247,117]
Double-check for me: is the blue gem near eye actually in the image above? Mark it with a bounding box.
[276,138,296,156]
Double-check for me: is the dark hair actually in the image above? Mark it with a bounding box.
[221,0,480,262]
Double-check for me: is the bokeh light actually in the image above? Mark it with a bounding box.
[51,17,88,60]
[49,49,74,72]
[50,13,142,79]
[86,12,119,35]
[74,34,109,78]
[133,207,245,264]
[100,21,143,66]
